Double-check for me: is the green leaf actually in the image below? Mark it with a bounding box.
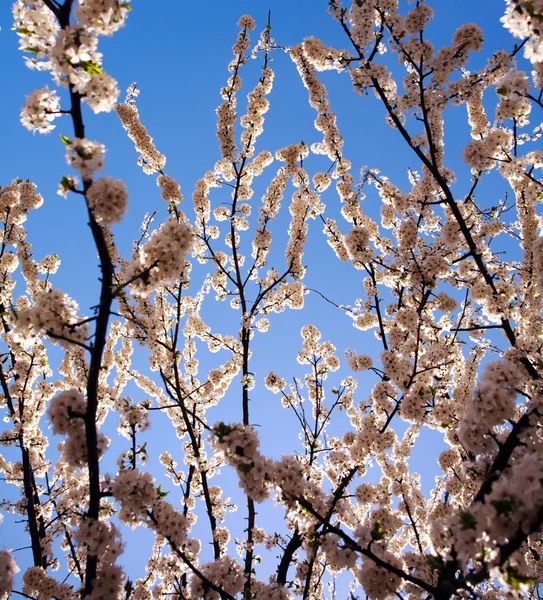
[426,554,444,571]
[23,47,40,55]
[491,498,515,516]
[370,520,386,541]
[120,2,132,10]
[459,511,477,531]
[156,484,168,499]
[503,566,533,590]
[496,87,508,95]
[81,61,103,76]
[17,27,32,36]
[307,535,321,550]
[59,176,75,191]
[9,304,18,321]
[60,134,71,146]
[237,461,254,474]
[213,422,235,440]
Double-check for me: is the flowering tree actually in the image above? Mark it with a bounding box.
[1,0,543,599]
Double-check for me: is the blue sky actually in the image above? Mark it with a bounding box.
[0,0,528,594]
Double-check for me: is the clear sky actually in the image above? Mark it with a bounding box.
[0,0,526,595]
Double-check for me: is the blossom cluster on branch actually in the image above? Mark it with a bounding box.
[1,1,543,599]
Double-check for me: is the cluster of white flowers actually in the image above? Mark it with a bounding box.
[247,145,305,271]
[213,423,274,502]
[252,226,272,253]
[248,149,274,177]
[110,468,157,525]
[117,100,188,223]
[380,350,412,391]
[216,94,237,162]
[403,3,434,34]
[321,533,358,573]
[66,137,105,180]
[0,549,18,600]
[452,22,484,53]
[12,288,89,349]
[51,25,100,81]
[116,103,166,173]
[86,177,128,224]
[322,218,349,261]
[240,65,274,157]
[349,0,377,50]
[345,225,372,265]
[192,176,213,225]
[73,519,123,564]
[16,0,126,130]
[302,36,348,72]
[298,323,340,374]
[117,401,150,439]
[495,70,532,124]
[285,175,312,279]
[151,499,190,547]
[48,24,119,110]
[345,350,373,372]
[87,563,124,600]
[356,550,403,600]
[1,179,43,217]
[238,14,256,32]
[459,359,523,454]
[189,556,244,600]
[485,441,543,543]
[313,171,331,191]
[20,85,61,133]
[429,22,484,88]
[47,389,109,467]
[214,387,333,530]
[157,173,183,205]
[215,17,255,161]
[264,371,286,393]
[75,0,132,36]
[444,414,543,569]
[502,0,543,75]
[292,45,345,162]
[12,0,59,65]
[396,219,418,253]
[127,216,193,296]
[0,179,45,305]
[262,279,306,313]
[462,139,496,171]
[47,389,86,435]
[254,583,292,600]
[84,72,120,113]
[0,252,19,275]
[23,567,74,600]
